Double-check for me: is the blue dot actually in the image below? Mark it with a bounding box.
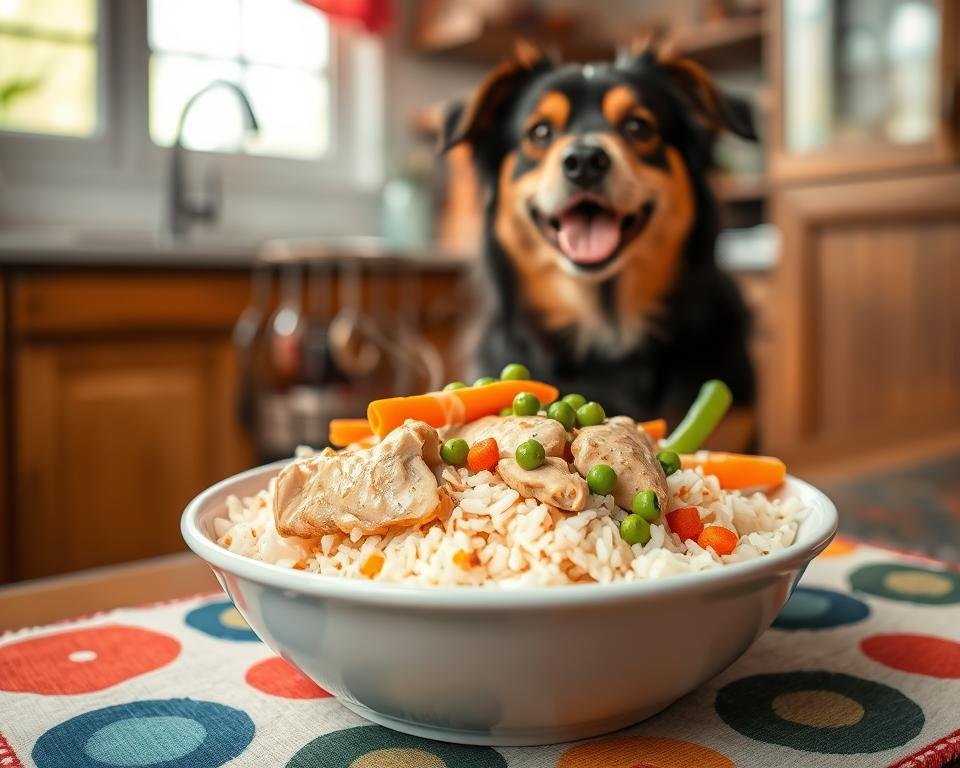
[85,717,206,766]
[773,587,870,630]
[185,600,259,642]
[33,699,254,768]
[779,590,832,620]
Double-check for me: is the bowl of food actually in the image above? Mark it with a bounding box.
[182,375,836,746]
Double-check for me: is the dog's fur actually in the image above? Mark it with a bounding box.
[443,43,757,425]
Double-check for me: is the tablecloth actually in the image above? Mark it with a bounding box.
[1,538,958,768]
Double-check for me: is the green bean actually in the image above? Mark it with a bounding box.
[661,380,733,454]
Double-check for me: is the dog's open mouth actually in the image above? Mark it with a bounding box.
[532,195,654,270]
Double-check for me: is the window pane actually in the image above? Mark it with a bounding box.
[243,65,328,159]
[149,0,240,59]
[240,0,328,70]
[150,53,245,151]
[0,34,96,136]
[0,0,96,38]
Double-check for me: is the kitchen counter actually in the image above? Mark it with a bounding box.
[0,231,477,272]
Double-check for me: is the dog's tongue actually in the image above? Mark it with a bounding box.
[556,209,620,265]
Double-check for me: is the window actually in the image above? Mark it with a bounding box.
[148,0,331,160]
[0,0,98,137]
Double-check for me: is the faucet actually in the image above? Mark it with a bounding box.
[166,79,260,241]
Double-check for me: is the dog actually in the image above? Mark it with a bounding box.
[443,41,757,436]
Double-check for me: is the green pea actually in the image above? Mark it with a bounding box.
[631,490,661,522]
[562,393,587,410]
[440,438,469,466]
[515,438,545,470]
[473,376,497,387]
[512,391,541,416]
[443,381,467,391]
[575,401,606,427]
[657,450,681,476]
[586,464,617,495]
[500,363,531,381]
[546,400,576,430]
[499,406,513,417]
[620,514,651,546]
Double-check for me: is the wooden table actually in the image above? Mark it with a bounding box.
[0,553,220,633]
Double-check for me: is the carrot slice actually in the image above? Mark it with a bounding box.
[639,418,667,440]
[697,525,739,556]
[367,380,559,438]
[665,506,704,542]
[329,418,375,447]
[467,437,499,473]
[680,451,786,489]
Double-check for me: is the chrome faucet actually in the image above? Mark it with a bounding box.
[167,79,259,241]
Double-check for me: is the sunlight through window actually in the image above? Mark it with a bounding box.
[148,0,330,160]
[0,0,98,137]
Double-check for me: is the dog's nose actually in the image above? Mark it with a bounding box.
[561,144,611,188]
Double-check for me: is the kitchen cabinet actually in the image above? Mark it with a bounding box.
[765,168,960,467]
[1,260,474,583]
[9,270,253,581]
[762,1,960,471]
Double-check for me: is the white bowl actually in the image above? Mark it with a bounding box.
[182,462,837,746]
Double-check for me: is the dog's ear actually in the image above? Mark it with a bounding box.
[441,39,552,153]
[659,56,757,140]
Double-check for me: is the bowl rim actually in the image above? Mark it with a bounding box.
[182,460,838,610]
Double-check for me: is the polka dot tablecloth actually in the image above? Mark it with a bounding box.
[1,539,958,768]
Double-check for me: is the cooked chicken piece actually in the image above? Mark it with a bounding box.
[571,421,668,513]
[274,420,443,537]
[608,415,657,450]
[446,415,567,458]
[496,456,589,512]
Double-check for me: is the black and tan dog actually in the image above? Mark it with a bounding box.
[443,42,757,434]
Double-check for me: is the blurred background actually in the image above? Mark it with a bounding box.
[0,0,957,590]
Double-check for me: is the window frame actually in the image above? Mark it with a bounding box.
[0,0,384,230]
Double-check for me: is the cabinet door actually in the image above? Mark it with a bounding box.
[764,171,960,468]
[16,338,249,579]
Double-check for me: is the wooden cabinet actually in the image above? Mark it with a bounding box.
[7,270,254,581]
[764,171,960,467]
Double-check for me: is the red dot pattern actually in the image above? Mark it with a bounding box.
[0,625,180,695]
[245,656,332,699]
[861,634,960,679]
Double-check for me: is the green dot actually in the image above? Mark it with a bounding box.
[512,392,541,416]
[499,363,531,381]
[473,377,497,387]
[443,381,467,391]
[440,438,469,466]
[620,514,651,546]
[586,464,617,495]
[576,401,605,427]
[657,450,681,476]
[561,393,587,410]
[515,439,545,470]
[546,400,576,430]
[631,490,660,521]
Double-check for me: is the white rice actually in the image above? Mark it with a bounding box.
[216,446,804,587]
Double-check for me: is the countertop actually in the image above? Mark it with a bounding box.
[0,231,477,272]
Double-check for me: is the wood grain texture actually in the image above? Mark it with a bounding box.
[764,171,960,468]
[0,274,7,584]
[15,339,249,579]
[13,271,251,335]
[0,553,220,632]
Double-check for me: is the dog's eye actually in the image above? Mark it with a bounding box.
[622,116,655,143]
[527,120,553,148]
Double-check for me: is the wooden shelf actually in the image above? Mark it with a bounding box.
[669,15,763,69]
[711,172,767,203]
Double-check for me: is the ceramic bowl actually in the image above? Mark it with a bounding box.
[182,462,836,746]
